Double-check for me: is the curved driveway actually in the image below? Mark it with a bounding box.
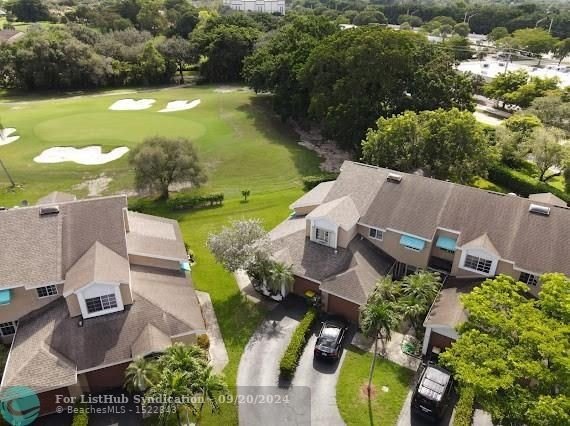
[237,300,346,426]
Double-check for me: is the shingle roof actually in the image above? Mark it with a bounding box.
[131,324,172,359]
[63,241,130,296]
[529,192,567,207]
[126,211,187,260]
[423,278,480,328]
[3,266,206,387]
[36,191,77,206]
[350,161,570,275]
[307,196,360,230]
[290,181,335,210]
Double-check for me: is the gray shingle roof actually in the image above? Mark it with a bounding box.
[3,266,206,388]
[306,196,360,230]
[291,181,335,209]
[131,324,172,359]
[529,192,567,207]
[64,241,130,296]
[126,211,187,260]
[423,279,480,328]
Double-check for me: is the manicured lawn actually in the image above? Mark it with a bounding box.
[337,347,413,426]
[0,86,320,205]
[472,177,507,193]
[0,85,322,425]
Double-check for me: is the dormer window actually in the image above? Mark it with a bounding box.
[520,272,539,286]
[86,294,118,314]
[36,285,58,299]
[315,228,331,244]
[463,254,493,274]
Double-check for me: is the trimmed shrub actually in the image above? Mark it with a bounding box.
[453,386,475,426]
[71,402,89,426]
[279,308,318,379]
[302,175,338,191]
[197,334,210,350]
[166,193,224,210]
[488,165,569,204]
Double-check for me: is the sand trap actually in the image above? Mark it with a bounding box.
[159,99,201,112]
[213,86,249,93]
[109,99,155,111]
[34,146,129,165]
[0,128,20,146]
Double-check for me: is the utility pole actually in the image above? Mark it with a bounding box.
[0,159,15,188]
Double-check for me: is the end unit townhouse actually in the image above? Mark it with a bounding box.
[0,193,206,415]
[270,161,570,356]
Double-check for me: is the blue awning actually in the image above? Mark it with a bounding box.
[0,289,11,305]
[436,236,457,252]
[180,261,191,272]
[399,235,426,251]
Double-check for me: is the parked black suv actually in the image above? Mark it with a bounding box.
[411,363,453,422]
[314,320,347,360]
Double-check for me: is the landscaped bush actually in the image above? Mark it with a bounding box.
[197,334,210,350]
[279,308,318,379]
[488,165,570,203]
[71,402,89,426]
[302,175,338,191]
[166,193,224,210]
[453,386,475,426]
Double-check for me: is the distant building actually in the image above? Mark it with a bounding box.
[0,30,24,45]
[223,0,285,14]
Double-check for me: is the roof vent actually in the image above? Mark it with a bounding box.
[39,206,60,216]
[529,204,550,216]
[387,173,403,183]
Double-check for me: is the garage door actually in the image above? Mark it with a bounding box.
[326,294,360,323]
[39,387,70,416]
[86,362,131,393]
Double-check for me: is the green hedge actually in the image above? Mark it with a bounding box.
[166,193,224,210]
[453,386,475,426]
[488,165,569,203]
[71,402,89,426]
[279,308,318,379]
[302,175,338,191]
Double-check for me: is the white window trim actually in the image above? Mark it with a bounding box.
[36,284,58,299]
[0,321,17,337]
[459,249,498,277]
[368,227,384,241]
[310,219,338,248]
[77,284,124,319]
[519,271,539,286]
[315,228,331,244]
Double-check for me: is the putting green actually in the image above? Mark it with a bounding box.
[0,86,322,205]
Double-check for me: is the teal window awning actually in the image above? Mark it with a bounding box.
[436,236,457,252]
[399,235,426,251]
[0,289,11,305]
[180,261,191,272]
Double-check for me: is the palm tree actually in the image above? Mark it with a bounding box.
[359,296,401,396]
[193,365,229,423]
[147,369,195,426]
[267,261,294,297]
[160,343,208,377]
[399,271,441,334]
[124,357,160,393]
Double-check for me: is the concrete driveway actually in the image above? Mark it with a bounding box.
[237,298,347,426]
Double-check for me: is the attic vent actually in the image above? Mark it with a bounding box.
[529,204,550,216]
[387,173,403,183]
[39,206,60,216]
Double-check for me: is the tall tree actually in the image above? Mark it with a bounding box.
[527,94,570,133]
[158,36,195,83]
[398,271,441,335]
[440,275,570,425]
[267,261,294,297]
[526,126,568,182]
[193,365,229,421]
[129,136,206,199]
[124,358,159,393]
[487,27,509,42]
[511,28,557,65]
[6,0,49,22]
[554,38,570,66]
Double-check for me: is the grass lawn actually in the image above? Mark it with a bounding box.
[0,85,323,425]
[337,347,414,426]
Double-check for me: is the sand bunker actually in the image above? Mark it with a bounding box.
[34,146,129,165]
[214,86,250,93]
[159,99,201,112]
[0,128,20,146]
[109,99,155,111]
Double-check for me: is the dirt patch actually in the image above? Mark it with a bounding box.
[73,174,113,197]
[359,383,377,400]
[290,121,351,173]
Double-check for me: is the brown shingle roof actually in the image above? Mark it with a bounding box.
[306,196,360,230]
[3,266,206,387]
[126,211,187,260]
[131,324,171,359]
[291,181,335,210]
[423,279,480,329]
[63,241,130,296]
[529,192,567,207]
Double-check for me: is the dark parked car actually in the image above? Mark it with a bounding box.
[411,363,453,422]
[314,320,347,360]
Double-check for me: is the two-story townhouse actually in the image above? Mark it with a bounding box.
[0,193,206,416]
[222,0,285,14]
[270,161,570,357]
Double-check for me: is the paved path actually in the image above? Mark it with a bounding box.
[352,331,421,371]
[237,299,346,426]
[196,291,229,373]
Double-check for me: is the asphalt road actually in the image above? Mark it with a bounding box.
[237,299,347,426]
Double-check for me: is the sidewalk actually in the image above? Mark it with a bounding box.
[196,291,229,373]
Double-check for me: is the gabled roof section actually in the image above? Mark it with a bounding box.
[131,324,171,359]
[36,191,77,206]
[529,192,567,207]
[126,211,187,260]
[64,241,130,296]
[460,233,500,257]
[290,181,335,210]
[307,196,359,230]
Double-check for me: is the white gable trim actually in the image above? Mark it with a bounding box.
[63,280,121,298]
[458,248,499,277]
